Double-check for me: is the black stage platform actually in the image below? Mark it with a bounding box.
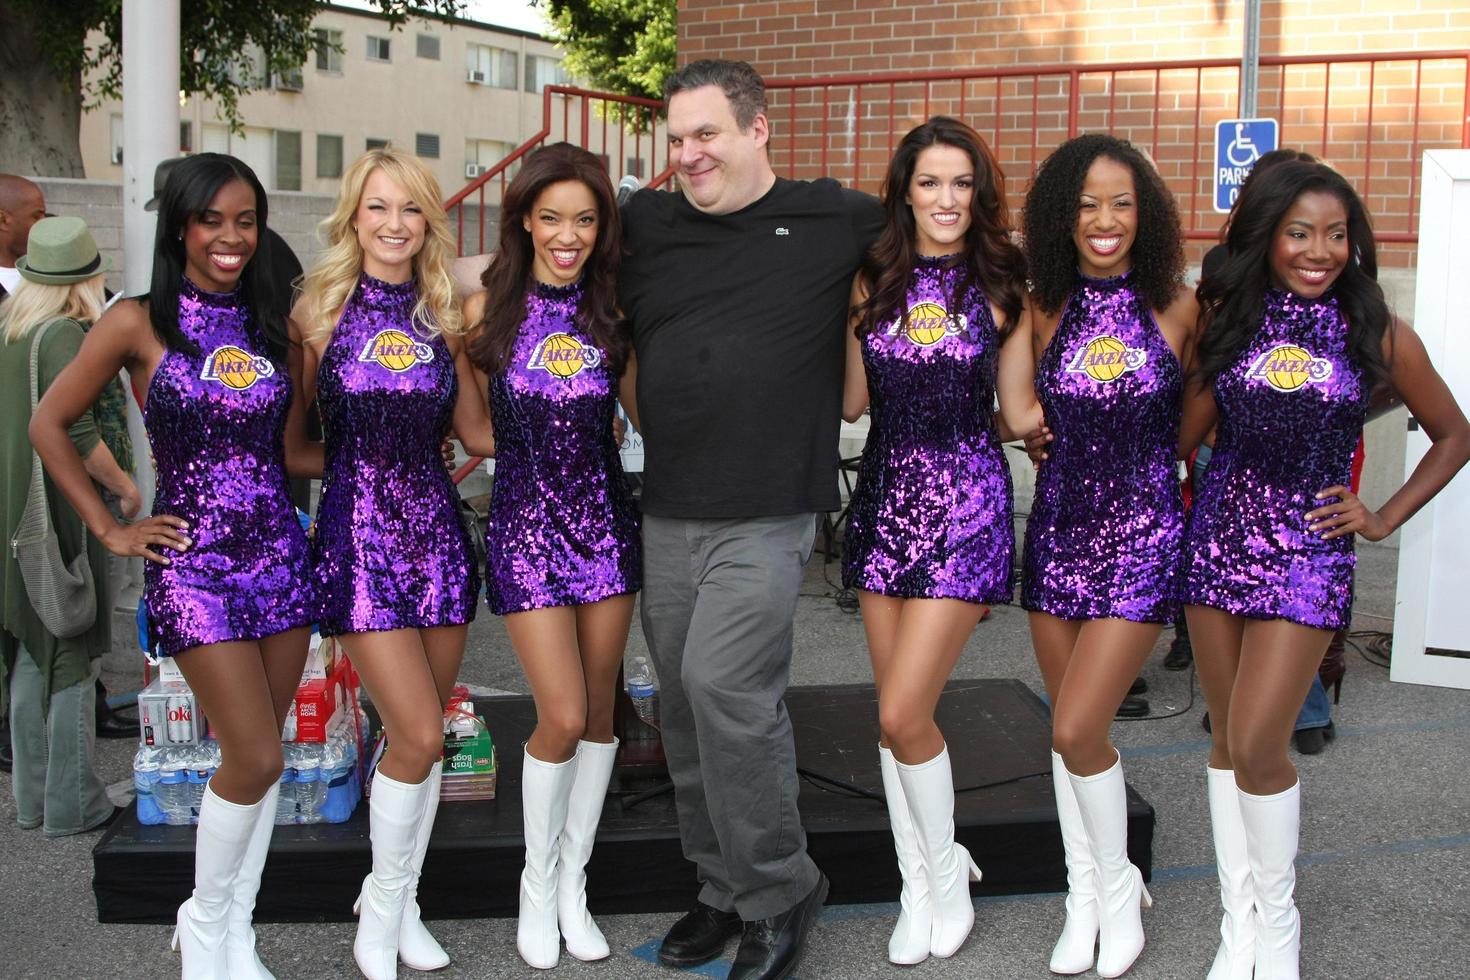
[93,679,1154,923]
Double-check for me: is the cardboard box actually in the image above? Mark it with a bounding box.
[286,654,356,743]
[138,677,205,746]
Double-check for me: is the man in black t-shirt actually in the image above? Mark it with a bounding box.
[618,60,883,980]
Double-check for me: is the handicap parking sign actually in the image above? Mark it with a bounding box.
[1214,118,1279,213]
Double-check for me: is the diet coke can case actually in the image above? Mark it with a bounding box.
[138,677,205,746]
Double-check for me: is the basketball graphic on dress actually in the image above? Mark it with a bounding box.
[200,345,273,390]
[528,331,602,379]
[358,329,434,372]
[904,302,952,347]
[1249,344,1333,392]
[1065,335,1147,383]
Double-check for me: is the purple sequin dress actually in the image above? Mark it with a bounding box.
[313,274,479,635]
[1022,272,1184,622]
[1181,288,1368,630]
[842,257,1013,603]
[485,280,640,616]
[143,278,317,656]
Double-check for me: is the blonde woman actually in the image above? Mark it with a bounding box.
[291,148,494,980]
[3,216,136,839]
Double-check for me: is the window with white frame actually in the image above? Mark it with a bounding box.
[366,36,391,63]
[464,138,516,180]
[314,29,343,72]
[275,130,302,191]
[465,43,517,89]
[317,134,344,179]
[524,54,569,93]
[109,114,123,164]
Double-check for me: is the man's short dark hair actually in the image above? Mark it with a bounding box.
[663,59,768,132]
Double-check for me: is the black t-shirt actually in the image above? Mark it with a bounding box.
[619,178,883,519]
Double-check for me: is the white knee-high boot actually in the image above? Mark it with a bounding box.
[557,739,618,962]
[173,785,270,980]
[878,744,932,965]
[518,748,578,969]
[1237,781,1301,980]
[354,770,433,980]
[1067,753,1151,979]
[225,781,281,980]
[397,766,450,971]
[1049,751,1098,975]
[1205,767,1255,980]
[894,745,982,958]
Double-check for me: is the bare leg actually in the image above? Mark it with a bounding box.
[1185,605,1247,771]
[505,607,587,763]
[257,627,312,733]
[1229,620,1333,795]
[1051,618,1163,776]
[574,594,636,743]
[858,591,902,747]
[1029,611,1083,709]
[342,629,445,783]
[875,597,986,764]
[419,623,470,709]
[173,641,292,804]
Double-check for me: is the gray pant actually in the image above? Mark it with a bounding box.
[640,513,821,921]
[9,649,113,836]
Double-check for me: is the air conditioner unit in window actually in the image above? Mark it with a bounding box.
[466,69,485,83]
[275,74,303,92]
[465,163,487,179]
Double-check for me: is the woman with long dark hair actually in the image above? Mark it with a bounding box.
[841,116,1029,964]
[30,154,317,979]
[1009,133,1197,978]
[292,146,489,980]
[1182,160,1469,980]
[464,142,639,969]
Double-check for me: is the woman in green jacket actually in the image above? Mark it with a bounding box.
[0,216,138,835]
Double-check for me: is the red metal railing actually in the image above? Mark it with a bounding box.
[446,85,677,256]
[758,50,1470,248]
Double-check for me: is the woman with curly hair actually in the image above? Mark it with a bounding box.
[463,143,639,969]
[842,116,1031,964]
[1181,160,1469,980]
[292,147,493,980]
[1005,133,1197,978]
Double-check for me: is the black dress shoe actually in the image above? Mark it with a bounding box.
[1115,695,1150,719]
[96,711,140,740]
[0,734,11,774]
[658,901,743,968]
[1163,632,1194,670]
[1128,676,1149,696]
[727,873,828,980]
[1293,721,1336,755]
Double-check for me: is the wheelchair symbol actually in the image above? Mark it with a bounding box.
[1226,124,1261,167]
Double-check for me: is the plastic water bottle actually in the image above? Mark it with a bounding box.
[295,748,323,824]
[158,750,189,825]
[134,745,162,825]
[626,656,657,724]
[275,763,295,824]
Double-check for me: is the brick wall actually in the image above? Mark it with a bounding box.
[678,0,1470,266]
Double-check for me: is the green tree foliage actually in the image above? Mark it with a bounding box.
[538,0,676,102]
[0,0,467,173]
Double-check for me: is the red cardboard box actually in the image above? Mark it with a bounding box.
[286,655,357,743]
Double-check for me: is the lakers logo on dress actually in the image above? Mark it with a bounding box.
[1065,335,1147,383]
[358,329,435,372]
[527,331,602,379]
[1247,344,1333,392]
[885,301,968,347]
[199,345,275,390]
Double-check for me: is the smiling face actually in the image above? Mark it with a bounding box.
[182,178,257,292]
[523,179,599,287]
[906,143,974,257]
[667,84,774,215]
[1268,189,1350,299]
[1073,155,1138,278]
[355,167,426,283]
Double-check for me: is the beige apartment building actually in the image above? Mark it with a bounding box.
[78,4,571,199]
